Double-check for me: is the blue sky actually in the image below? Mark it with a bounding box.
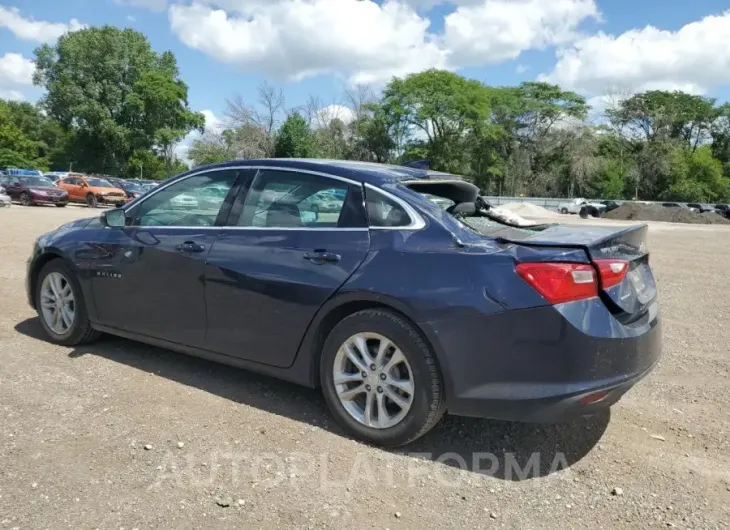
[2,0,730,132]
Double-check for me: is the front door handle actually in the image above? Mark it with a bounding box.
[303,251,341,264]
[176,241,206,253]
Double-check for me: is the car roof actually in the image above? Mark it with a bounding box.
[193,158,460,186]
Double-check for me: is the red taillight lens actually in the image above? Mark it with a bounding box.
[516,262,598,304]
[593,259,629,289]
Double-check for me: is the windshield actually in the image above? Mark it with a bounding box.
[86,177,114,188]
[121,181,143,192]
[21,176,55,187]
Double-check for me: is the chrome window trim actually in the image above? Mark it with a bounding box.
[364,183,426,231]
[124,165,364,231]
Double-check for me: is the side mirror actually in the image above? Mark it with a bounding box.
[102,208,127,228]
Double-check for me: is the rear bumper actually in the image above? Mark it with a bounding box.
[421,298,662,422]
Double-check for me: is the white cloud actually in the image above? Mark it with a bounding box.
[0,88,24,101]
[314,104,356,127]
[542,10,730,97]
[442,0,599,67]
[169,0,598,85]
[0,53,34,86]
[0,52,34,100]
[115,0,168,12]
[169,0,447,85]
[175,109,221,165]
[0,6,85,43]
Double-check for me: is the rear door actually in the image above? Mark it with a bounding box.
[204,168,370,367]
[89,169,242,347]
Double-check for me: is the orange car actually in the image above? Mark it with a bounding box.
[57,174,128,208]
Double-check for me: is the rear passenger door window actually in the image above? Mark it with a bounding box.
[237,169,365,228]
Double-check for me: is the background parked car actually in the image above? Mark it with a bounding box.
[0,175,69,206]
[686,203,715,213]
[662,202,697,212]
[557,198,606,216]
[107,177,145,200]
[57,175,127,208]
[599,200,621,212]
[715,204,730,219]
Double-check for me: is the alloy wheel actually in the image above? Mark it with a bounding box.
[40,272,75,335]
[333,332,414,429]
[20,193,31,206]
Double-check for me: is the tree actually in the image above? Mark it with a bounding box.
[0,100,48,169]
[381,69,493,173]
[33,26,203,176]
[274,113,316,158]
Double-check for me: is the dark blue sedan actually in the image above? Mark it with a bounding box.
[26,159,661,446]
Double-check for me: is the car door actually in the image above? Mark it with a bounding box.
[59,177,80,200]
[204,168,370,367]
[88,169,242,347]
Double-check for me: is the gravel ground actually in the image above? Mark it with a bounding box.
[1,205,729,529]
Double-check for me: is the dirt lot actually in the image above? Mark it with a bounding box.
[1,205,729,529]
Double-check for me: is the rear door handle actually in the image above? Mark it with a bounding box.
[303,251,341,264]
[176,241,206,253]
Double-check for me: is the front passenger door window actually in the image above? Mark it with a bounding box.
[132,170,238,227]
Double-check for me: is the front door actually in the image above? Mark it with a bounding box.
[89,169,241,347]
[205,168,370,367]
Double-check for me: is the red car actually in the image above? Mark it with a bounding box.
[0,175,69,206]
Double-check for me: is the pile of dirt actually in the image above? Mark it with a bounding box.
[604,203,730,224]
[499,202,561,219]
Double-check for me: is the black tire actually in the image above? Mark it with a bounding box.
[320,309,446,447]
[56,203,67,208]
[86,193,98,208]
[20,192,33,206]
[35,259,102,346]
[560,207,568,214]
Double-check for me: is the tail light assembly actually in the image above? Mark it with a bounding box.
[516,259,629,304]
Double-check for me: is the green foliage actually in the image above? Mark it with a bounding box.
[274,113,316,158]
[596,159,626,199]
[0,101,48,169]
[5,52,730,202]
[33,26,202,176]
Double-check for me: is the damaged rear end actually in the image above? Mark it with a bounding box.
[438,221,662,422]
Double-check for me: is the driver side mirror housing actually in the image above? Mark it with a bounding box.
[101,208,127,228]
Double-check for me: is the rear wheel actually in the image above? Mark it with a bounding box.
[56,203,67,208]
[35,260,102,346]
[320,309,445,447]
[86,193,98,208]
[20,192,32,206]
[560,207,568,214]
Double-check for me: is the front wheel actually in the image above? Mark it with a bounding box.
[35,260,102,346]
[320,309,445,447]
[86,193,98,208]
[20,192,33,206]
